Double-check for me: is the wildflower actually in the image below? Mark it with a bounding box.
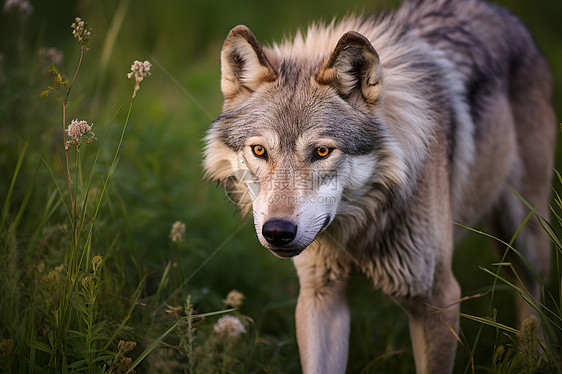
[3,0,33,18]
[118,340,137,354]
[170,221,186,243]
[65,119,96,149]
[127,60,151,99]
[71,17,92,48]
[66,119,92,141]
[91,255,103,273]
[223,290,244,308]
[213,315,246,338]
[0,338,14,357]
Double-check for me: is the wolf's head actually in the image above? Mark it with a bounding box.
[204,25,406,258]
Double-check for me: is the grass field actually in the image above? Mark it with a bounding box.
[1,0,561,372]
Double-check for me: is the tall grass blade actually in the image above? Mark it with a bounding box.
[103,274,147,350]
[1,141,28,231]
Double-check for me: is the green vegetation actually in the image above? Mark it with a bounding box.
[0,0,561,372]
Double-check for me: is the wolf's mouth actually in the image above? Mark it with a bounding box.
[320,215,332,231]
[269,246,305,258]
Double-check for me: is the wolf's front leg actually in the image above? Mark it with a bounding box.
[407,270,461,374]
[294,252,350,374]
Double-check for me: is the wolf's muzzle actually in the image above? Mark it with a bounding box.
[262,219,297,247]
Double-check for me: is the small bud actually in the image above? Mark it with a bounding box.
[91,255,103,273]
[81,275,92,288]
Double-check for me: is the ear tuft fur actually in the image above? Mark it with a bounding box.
[220,25,277,107]
[316,31,382,105]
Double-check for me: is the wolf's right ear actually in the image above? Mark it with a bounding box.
[316,31,382,106]
[220,25,277,106]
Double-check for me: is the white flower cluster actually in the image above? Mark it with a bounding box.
[127,60,152,98]
[65,119,96,149]
[3,0,33,18]
[71,17,91,45]
[213,315,246,338]
[66,119,92,141]
[170,221,186,243]
[127,60,151,81]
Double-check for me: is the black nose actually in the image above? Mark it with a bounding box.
[262,219,297,246]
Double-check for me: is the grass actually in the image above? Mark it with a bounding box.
[0,0,561,373]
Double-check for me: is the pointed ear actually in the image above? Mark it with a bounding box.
[220,25,277,106]
[316,31,382,105]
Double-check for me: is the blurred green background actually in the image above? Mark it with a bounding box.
[1,0,561,372]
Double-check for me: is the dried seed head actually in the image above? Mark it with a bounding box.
[224,290,245,308]
[118,340,137,354]
[116,356,133,372]
[170,221,186,243]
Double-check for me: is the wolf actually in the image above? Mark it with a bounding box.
[203,0,556,372]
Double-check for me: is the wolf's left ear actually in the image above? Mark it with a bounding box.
[316,31,382,105]
[221,25,277,106]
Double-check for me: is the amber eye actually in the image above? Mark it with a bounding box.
[315,146,331,158]
[251,145,267,159]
